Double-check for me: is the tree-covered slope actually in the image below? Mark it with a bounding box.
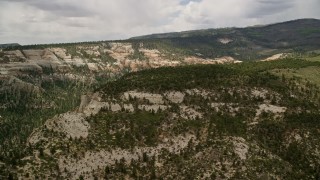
[13,58,320,179]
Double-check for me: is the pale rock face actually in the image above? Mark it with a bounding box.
[42,49,60,61]
[82,100,108,116]
[0,76,42,94]
[123,104,134,112]
[0,68,8,75]
[85,50,100,57]
[45,112,89,139]
[79,93,109,116]
[232,137,249,160]
[49,48,72,60]
[106,43,134,62]
[251,89,269,99]
[65,57,86,66]
[109,43,134,54]
[27,130,46,146]
[165,91,185,103]
[23,50,44,60]
[139,49,161,58]
[184,56,241,65]
[4,50,26,59]
[79,94,92,112]
[87,63,100,71]
[31,93,112,141]
[184,56,215,65]
[213,56,239,64]
[149,59,181,68]
[2,49,64,74]
[33,60,57,69]
[218,38,233,44]
[139,48,181,68]
[129,62,139,72]
[110,103,122,112]
[261,53,286,61]
[22,49,61,69]
[58,134,197,180]
[180,105,203,120]
[249,103,287,124]
[256,104,287,117]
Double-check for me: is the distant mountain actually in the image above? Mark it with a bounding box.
[0,43,21,49]
[131,19,320,40]
[241,19,320,49]
[131,19,320,60]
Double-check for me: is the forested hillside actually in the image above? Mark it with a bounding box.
[10,58,320,179]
